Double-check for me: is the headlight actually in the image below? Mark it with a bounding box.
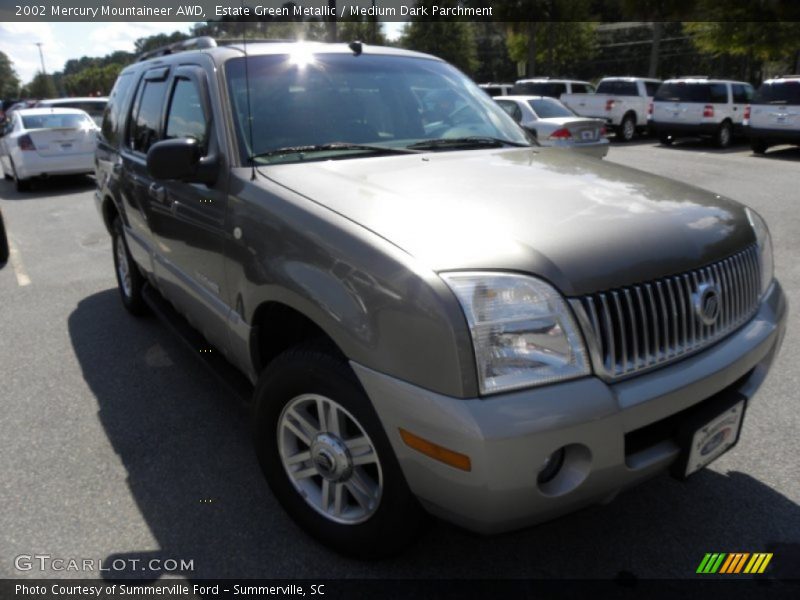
[441,272,590,395]
[746,208,774,298]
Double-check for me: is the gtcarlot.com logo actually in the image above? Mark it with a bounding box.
[696,552,773,575]
[15,554,194,573]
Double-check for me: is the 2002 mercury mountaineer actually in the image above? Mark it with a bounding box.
[95,38,787,557]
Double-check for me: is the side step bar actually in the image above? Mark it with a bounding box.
[142,284,253,408]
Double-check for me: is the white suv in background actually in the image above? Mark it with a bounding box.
[512,78,595,99]
[650,77,754,147]
[745,75,800,154]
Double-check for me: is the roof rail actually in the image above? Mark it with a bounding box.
[779,74,800,78]
[137,36,217,62]
[678,75,709,79]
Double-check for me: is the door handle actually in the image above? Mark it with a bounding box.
[148,182,166,203]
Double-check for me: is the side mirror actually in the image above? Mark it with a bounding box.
[146,138,217,184]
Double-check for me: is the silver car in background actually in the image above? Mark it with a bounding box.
[496,95,609,158]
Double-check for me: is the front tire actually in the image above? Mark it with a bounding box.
[10,160,30,192]
[111,217,147,316]
[253,343,426,558]
[716,120,733,148]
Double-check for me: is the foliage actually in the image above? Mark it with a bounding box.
[0,51,21,97]
[398,1,478,74]
[25,73,57,98]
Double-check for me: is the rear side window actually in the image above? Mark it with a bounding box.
[655,83,727,103]
[571,84,592,94]
[753,81,800,105]
[512,82,567,97]
[732,84,753,103]
[496,100,522,123]
[644,81,661,96]
[101,73,135,145]
[165,78,208,149]
[596,81,638,96]
[128,78,168,154]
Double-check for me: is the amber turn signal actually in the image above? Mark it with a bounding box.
[399,428,472,472]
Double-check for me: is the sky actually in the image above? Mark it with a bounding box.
[0,21,405,85]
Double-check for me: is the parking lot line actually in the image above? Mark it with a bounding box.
[7,235,31,287]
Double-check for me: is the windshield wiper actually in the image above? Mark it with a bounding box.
[251,142,421,161]
[406,136,530,151]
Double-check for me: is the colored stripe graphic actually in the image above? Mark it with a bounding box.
[698,552,773,575]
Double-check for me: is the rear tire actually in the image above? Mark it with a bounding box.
[111,217,147,316]
[10,160,30,192]
[617,114,636,142]
[716,121,733,148]
[253,343,426,558]
[750,139,768,154]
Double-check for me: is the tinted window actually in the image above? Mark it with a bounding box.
[22,113,93,129]
[496,100,522,122]
[129,78,167,154]
[571,84,592,94]
[165,79,207,148]
[709,84,728,103]
[644,81,661,96]
[655,83,726,103]
[101,73,134,145]
[51,100,106,119]
[596,81,638,96]
[529,98,574,118]
[512,82,567,98]
[753,81,800,105]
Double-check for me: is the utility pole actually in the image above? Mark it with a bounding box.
[35,42,46,74]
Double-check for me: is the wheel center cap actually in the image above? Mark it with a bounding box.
[310,433,352,481]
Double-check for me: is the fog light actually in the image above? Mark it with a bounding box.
[537,447,565,484]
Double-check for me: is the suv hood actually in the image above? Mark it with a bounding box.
[262,147,754,296]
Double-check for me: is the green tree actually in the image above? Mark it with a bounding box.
[134,31,190,55]
[399,1,478,74]
[0,51,21,97]
[498,0,596,76]
[338,19,386,45]
[26,72,57,98]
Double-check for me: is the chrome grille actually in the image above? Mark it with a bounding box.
[570,245,761,380]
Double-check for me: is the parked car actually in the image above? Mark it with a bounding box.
[495,95,609,158]
[96,38,786,557]
[650,77,754,147]
[0,108,98,191]
[512,78,595,99]
[745,75,800,154]
[562,77,661,142]
[478,83,514,97]
[0,99,23,121]
[35,97,109,127]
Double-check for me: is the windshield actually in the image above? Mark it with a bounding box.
[225,52,528,164]
[754,81,800,104]
[528,98,574,118]
[22,113,94,129]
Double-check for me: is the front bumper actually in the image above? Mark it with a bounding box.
[353,281,787,534]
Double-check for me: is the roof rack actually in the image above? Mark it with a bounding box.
[779,74,800,78]
[678,75,709,79]
[137,36,306,62]
[138,36,217,61]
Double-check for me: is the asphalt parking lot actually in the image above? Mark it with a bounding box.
[1,138,798,581]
